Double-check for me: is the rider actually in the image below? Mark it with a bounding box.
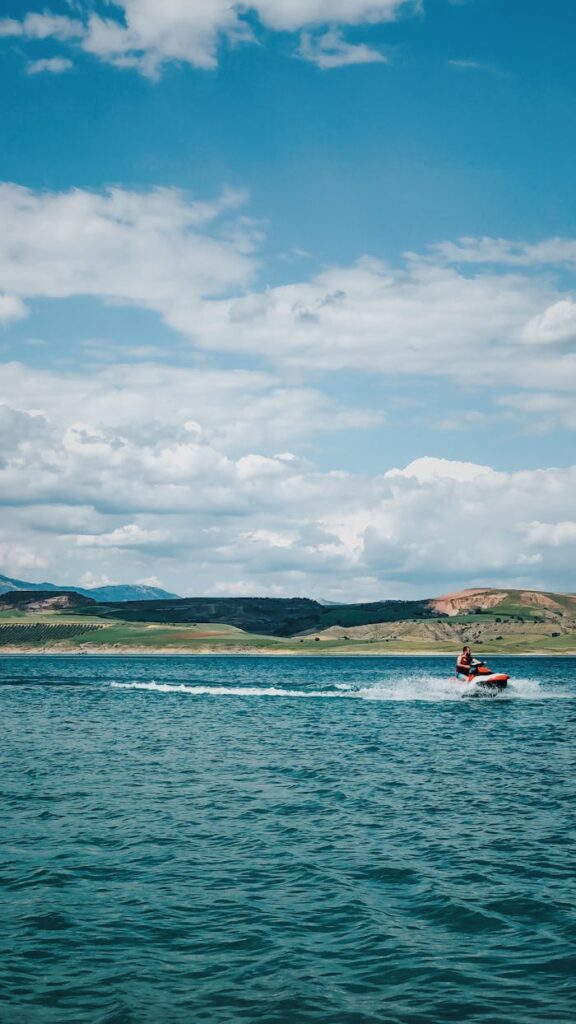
[456,646,480,679]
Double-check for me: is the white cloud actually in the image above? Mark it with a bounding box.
[1,183,576,400]
[1,1,414,75]
[299,28,386,68]
[79,571,118,588]
[0,362,378,454]
[0,543,48,573]
[2,183,576,400]
[0,295,27,325]
[522,300,576,346]
[0,405,48,458]
[187,255,576,392]
[447,59,498,75]
[502,392,576,433]
[385,456,494,483]
[136,575,165,588]
[1,373,576,597]
[208,580,286,596]
[248,1,413,30]
[0,183,256,314]
[27,56,73,74]
[0,13,83,41]
[426,235,576,268]
[525,521,576,547]
[76,524,172,549]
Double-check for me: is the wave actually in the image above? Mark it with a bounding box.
[111,674,572,702]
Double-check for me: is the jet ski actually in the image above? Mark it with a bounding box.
[457,662,509,691]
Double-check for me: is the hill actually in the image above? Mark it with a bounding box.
[78,587,576,635]
[0,590,96,613]
[1,586,575,653]
[82,596,324,637]
[0,573,180,603]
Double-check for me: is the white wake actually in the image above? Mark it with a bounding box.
[111,674,572,702]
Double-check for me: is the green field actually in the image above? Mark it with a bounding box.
[0,622,105,645]
[1,586,575,653]
[1,607,575,654]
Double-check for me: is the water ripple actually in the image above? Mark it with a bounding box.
[1,655,575,1023]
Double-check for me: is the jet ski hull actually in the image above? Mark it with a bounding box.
[455,670,509,690]
[474,673,508,690]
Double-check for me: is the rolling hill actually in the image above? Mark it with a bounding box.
[73,587,576,635]
[1,586,575,653]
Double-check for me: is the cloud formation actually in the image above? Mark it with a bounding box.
[190,257,576,393]
[0,13,83,41]
[299,28,386,68]
[26,56,73,74]
[1,363,575,597]
[0,295,27,325]
[0,1,414,75]
[1,182,576,403]
[0,183,257,315]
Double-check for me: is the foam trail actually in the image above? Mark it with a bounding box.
[111,674,572,702]
[111,681,343,698]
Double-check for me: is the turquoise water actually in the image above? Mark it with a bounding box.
[1,655,575,1024]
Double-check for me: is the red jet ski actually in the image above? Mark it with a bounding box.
[457,661,509,691]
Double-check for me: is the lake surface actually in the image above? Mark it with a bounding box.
[1,655,575,1023]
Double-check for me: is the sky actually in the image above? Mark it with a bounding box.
[1,0,575,600]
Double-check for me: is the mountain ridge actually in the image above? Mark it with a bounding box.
[0,573,180,603]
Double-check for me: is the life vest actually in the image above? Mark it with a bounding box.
[456,652,472,672]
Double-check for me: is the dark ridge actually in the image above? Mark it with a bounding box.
[78,596,324,637]
[0,590,97,611]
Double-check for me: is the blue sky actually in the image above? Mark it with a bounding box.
[1,0,575,599]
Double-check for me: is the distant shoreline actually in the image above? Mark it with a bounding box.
[1,648,575,658]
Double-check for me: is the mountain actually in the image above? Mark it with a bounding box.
[84,584,181,602]
[0,573,180,603]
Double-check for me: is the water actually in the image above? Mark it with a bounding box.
[1,655,575,1024]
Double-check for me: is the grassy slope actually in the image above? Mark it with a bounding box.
[1,600,576,653]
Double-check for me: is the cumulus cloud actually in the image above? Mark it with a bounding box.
[524,521,576,547]
[0,542,48,573]
[299,28,386,68]
[0,362,378,454]
[522,300,576,346]
[0,295,27,325]
[1,1,415,75]
[0,183,257,313]
[2,181,576,402]
[79,571,118,588]
[1,182,576,398]
[1,371,575,597]
[0,405,49,461]
[187,256,576,391]
[76,524,173,550]
[385,456,493,483]
[0,13,83,41]
[26,56,73,74]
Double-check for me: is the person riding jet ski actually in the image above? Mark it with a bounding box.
[456,646,481,679]
[456,646,509,689]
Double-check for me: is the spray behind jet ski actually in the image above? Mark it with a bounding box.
[456,659,509,691]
